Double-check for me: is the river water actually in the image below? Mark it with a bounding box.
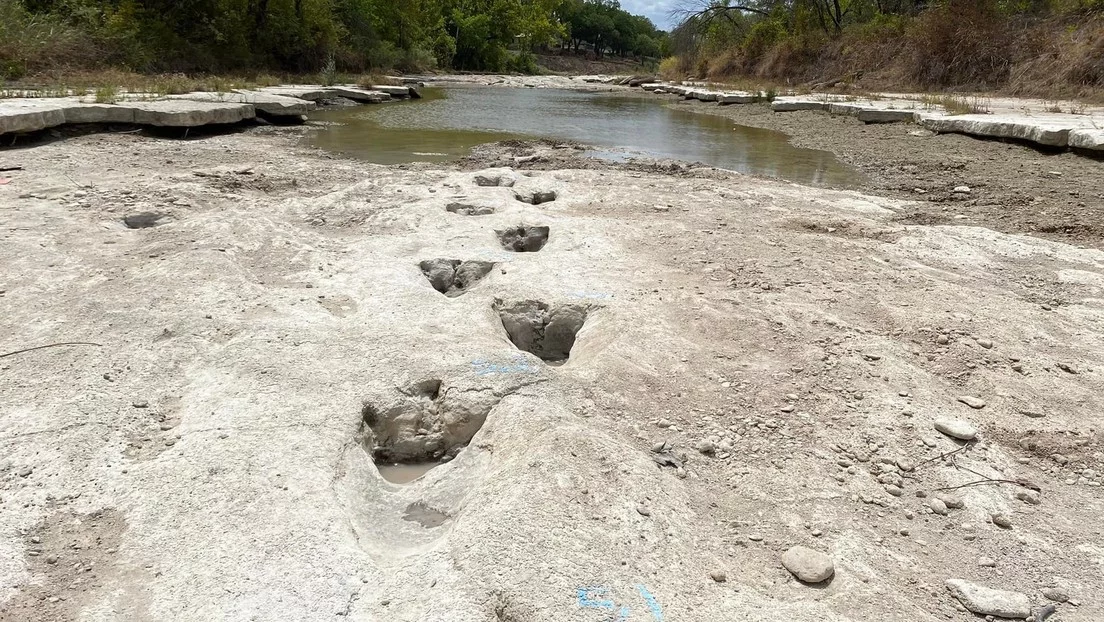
[306,85,861,187]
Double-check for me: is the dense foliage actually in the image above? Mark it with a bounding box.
[666,0,1104,92]
[0,0,667,78]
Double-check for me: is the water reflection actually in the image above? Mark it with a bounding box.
[306,86,861,188]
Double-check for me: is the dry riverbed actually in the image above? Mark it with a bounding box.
[676,98,1104,249]
[0,119,1102,622]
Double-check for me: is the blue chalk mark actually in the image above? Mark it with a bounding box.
[635,585,664,621]
[616,605,631,621]
[471,354,540,376]
[577,587,615,611]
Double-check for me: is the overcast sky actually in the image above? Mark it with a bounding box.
[621,0,679,30]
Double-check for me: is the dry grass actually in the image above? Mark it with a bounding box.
[676,7,1104,105]
[920,93,991,115]
[355,74,402,90]
[1,70,309,99]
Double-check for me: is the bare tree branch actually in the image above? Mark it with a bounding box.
[668,0,769,29]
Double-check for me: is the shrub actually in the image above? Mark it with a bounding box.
[508,51,538,75]
[657,56,681,79]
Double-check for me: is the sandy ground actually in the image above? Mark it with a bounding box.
[674,98,1104,249]
[1,121,1103,622]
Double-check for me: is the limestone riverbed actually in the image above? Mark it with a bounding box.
[0,80,1103,622]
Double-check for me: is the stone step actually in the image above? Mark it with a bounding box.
[0,98,255,134]
[169,90,315,116]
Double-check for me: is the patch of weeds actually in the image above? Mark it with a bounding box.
[94,85,118,103]
[321,54,338,87]
[920,93,990,115]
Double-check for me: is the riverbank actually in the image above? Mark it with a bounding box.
[660,97,1104,249]
[2,113,1103,621]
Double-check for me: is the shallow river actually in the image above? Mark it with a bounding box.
[306,86,861,187]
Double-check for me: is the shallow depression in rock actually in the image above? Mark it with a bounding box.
[377,462,440,485]
[496,226,549,252]
[495,299,589,364]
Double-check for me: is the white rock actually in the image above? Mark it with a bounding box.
[781,546,835,583]
[1069,128,1104,151]
[957,395,986,409]
[171,90,315,116]
[856,108,919,124]
[929,498,949,515]
[771,99,829,112]
[945,579,1030,619]
[935,418,977,440]
[922,114,1075,147]
[953,185,971,194]
[718,92,755,105]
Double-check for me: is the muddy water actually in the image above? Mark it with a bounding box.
[306,86,863,187]
[377,462,439,484]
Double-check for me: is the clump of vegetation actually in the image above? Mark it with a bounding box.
[0,0,667,81]
[93,84,117,103]
[667,0,1104,98]
[920,93,990,115]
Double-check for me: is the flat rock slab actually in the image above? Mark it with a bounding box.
[719,92,756,105]
[1070,128,1104,151]
[371,85,416,98]
[945,579,1031,619]
[772,99,830,112]
[170,91,315,116]
[256,86,332,101]
[920,114,1083,147]
[0,99,69,134]
[856,108,919,123]
[128,100,255,127]
[0,98,255,134]
[327,87,391,104]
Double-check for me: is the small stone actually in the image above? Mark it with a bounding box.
[936,493,965,509]
[710,570,727,583]
[747,534,763,542]
[936,334,950,345]
[17,467,32,477]
[132,400,149,409]
[991,513,1012,529]
[636,505,651,517]
[929,498,949,515]
[957,395,986,409]
[886,485,904,497]
[651,441,666,453]
[945,579,1030,619]
[978,557,996,567]
[953,186,971,194]
[697,440,716,455]
[1015,490,1040,505]
[1056,362,1079,374]
[46,555,58,565]
[935,418,978,440]
[1041,588,1069,603]
[896,458,916,472]
[781,546,835,583]
[977,339,993,349]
